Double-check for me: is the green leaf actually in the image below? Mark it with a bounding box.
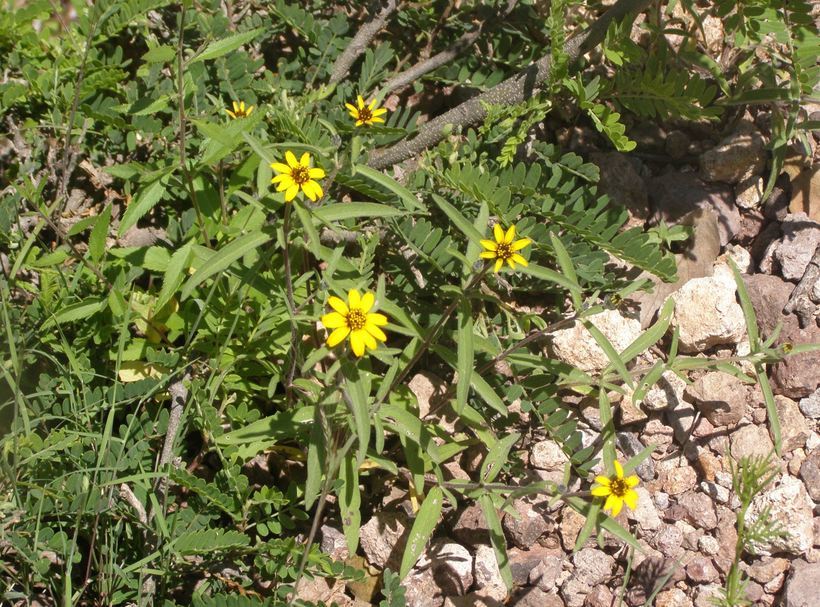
[118,178,166,236]
[729,259,759,348]
[353,164,426,212]
[480,432,520,484]
[189,28,265,64]
[42,297,107,329]
[549,232,582,310]
[173,529,249,555]
[304,406,325,509]
[756,367,782,456]
[217,406,315,445]
[456,298,474,414]
[142,45,176,64]
[619,298,675,365]
[344,363,371,467]
[478,494,513,590]
[430,194,484,244]
[312,202,407,222]
[180,230,272,300]
[156,241,193,311]
[584,320,632,387]
[520,263,582,293]
[88,204,111,262]
[399,486,444,579]
[339,453,362,554]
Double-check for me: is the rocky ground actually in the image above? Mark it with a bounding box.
[294,99,820,607]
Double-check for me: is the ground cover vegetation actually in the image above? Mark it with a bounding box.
[1,0,819,606]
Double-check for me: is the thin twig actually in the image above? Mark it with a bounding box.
[328,0,398,85]
[368,0,652,169]
[153,375,190,507]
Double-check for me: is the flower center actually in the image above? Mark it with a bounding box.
[292,165,310,185]
[610,478,629,497]
[346,308,367,331]
[495,242,512,261]
[358,106,373,122]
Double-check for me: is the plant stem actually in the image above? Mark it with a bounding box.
[282,202,299,405]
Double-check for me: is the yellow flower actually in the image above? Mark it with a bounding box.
[225,100,254,119]
[270,151,326,202]
[479,223,531,272]
[321,289,388,357]
[591,460,640,516]
[345,95,388,126]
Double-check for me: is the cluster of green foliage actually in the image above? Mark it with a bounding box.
[1,0,816,605]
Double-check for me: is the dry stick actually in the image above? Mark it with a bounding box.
[368,0,653,170]
[783,243,820,329]
[154,376,190,507]
[380,0,519,94]
[328,0,398,85]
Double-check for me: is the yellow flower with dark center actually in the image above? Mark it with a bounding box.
[480,223,531,272]
[270,151,326,202]
[225,100,254,119]
[321,289,388,357]
[591,460,640,516]
[345,95,388,126]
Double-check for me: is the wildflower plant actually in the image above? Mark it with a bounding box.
[0,0,813,605]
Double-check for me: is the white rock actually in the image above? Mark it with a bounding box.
[746,474,814,556]
[799,388,820,419]
[734,175,764,209]
[572,548,615,586]
[360,512,408,569]
[643,371,687,411]
[530,440,569,471]
[629,486,662,530]
[774,213,820,281]
[424,541,474,595]
[549,309,642,372]
[698,534,721,556]
[670,266,746,353]
[473,544,507,601]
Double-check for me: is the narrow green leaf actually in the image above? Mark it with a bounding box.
[353,164,425,212]
[42,297,107,329]
[304,406,325,510]
[217,406,315,445]
[480,432,520,484]
[520,263,582,293]
[478,494,513,590]
[118,178,166,235]
[312,202,406,222]
[344,363,371,467]
[89,204,111,262]
[619,298,675,365]
[549,232,582,310]
[180,231,271,300]
[156,241,193,311]
[339,453,362,554]
[729,259,759,348]
[399,486,444,579]
[430,193,484,244]
[585,320,632,387]
[598,389,616,470]
[574,500,600,551]
[190,28,265,64]
[756,366,782,456]
[456,298,474,414]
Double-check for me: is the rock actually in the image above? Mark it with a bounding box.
[789,165,820,222]
[513,587,565,607]
[409,372,447,419]
[320,524,349,560]
[774,213,820,280]
[654,587,692,607]
[784,560,820,607]
[699,481,730,505]
[730,424,775,461]
[648,171,739,246]
[360,512,409,570]
[775,395,810,451]
[402,566,444,607]
[693,584,722,607]
[643,371,687,411]
[531,440,569,471]
[687,556,719,583]
[666,130,690,159]
[662,464,698,496]
[560,507,588,551]
[295,576,351,605]
[799,389,820,419]
[422,540,474,596]
[698,534,720,556]
[616,432,655,481]
[742,273,793,332]
[573,548,615,586]
[509,546,555,586]
[686,372,747,426]
[627,486,661,531]
[746,474,814,556]
[746,556,789,585]
[670,268,746,353]
[473,544,507,601]
[529,554,564,591]
[450,504,488,547]
[799,449,820,501]
[699,127,767,184]
[735,174,764,209]
[591,151,649,226]
[584,586,614,607]
[678,491,718,530]
[561,578,593,607]
[502,499,551,549]
[654,524,684,558]
[549,309,642,373]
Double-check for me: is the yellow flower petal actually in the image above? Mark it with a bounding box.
[367,313,388,326]
[355,120,364,126]
[626,475,640,488]
[345,103,358,113]
[270,162,291,174]
[365,322,387,342]
[360,292,375,313]
[239,101,246,112]
[362,330,377,351]
[225,109,236,118]
[591,486,612,497]
[302,180,319,201]
[309,167,325,179]
[614,460,624,479]
[350,330,366,357]
[623,490,639,511]
[507,258,516,270]
[285,184,299,201]
[285,151,299,168]
[372,108,388,116]
[327,326,350,347]
[233,101,241,113]
[494,258,503,273]
[328,296,348,314]
[480,239,498,251]
[493,223,504,242]
[357,95,365,109]
[348,289,362,309]
[299,152,310,167]
[511,254,528,267]
[609,496,623,517]
[271,174,289,184]
[479,251,497,259]
[275,180,291,192]
[321,312,346,329]
[505,225,516,243]
[246,105,254,116]
[511,238,531,251]
[367,99,376,110]
[371,117,385,123]
[594,475,611,487]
